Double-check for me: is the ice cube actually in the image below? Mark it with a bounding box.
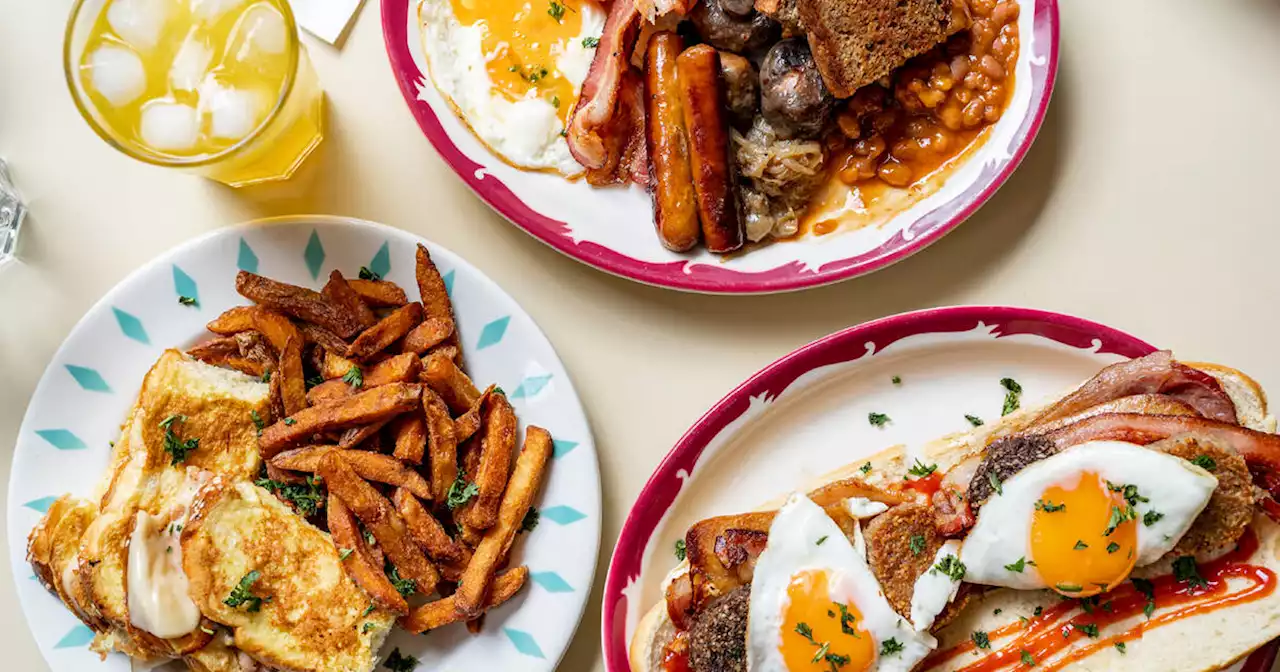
[200,78,267,140]
[140,100,200,151]
[169,30,213,92]
[230,2,288,61]
[190,0,247,21]
[106,0,171,52]
[87,44,147,107]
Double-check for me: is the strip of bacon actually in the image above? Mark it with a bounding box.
[567,0,642,173]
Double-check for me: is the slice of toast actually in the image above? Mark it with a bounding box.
[797,0,970,98]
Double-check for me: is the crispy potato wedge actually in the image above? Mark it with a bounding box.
[400,567,527,633]
[319,452,440,595]
[454,427,552,618]
[424,388,458,503]
[414,244,457,332]
[466,617,484,634]
[259,383,422,456]
[187,336,239,362]
[298,322,349,355]
[307,378,355,407]
[348,302,424,361]
[452,385,495,444]
[208,306,307,414]
[328,494,408,615]
[391,413,427,464]
[393,489,466,563]
[234,271,365,339]
[268,445,339,472]
[323,350,361,380]
[456,393,517,531]
[348,278,408,307]
[367,353,422,386]
[421,352,481,413]
[426,344,460,364]
[322,270,378,332]
[337,419,390,450]
[401,318,454,356]
[273,445,433,500]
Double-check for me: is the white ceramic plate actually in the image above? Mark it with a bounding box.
[8,215,601,672]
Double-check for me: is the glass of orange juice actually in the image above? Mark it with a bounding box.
[64,0,324,187]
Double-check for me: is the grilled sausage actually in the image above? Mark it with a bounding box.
[760,37,834,139]
[645,31,701,252]
[677,45,744,254]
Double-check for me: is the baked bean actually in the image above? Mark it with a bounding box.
[877,162,914,187]
[853,135,886,159]
[837,111,862,140]
[980,54,1005,80]
[992,1,1020,26]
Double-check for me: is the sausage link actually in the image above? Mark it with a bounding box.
[676,45,744,254]
[644,31,701,252]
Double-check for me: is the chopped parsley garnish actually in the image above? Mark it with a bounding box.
[835,603,859,636]
[520,507,540,533]
[1132,577,1156,617]
[582,36,600,48]
[305,374,323,388]
[250,410,265,432]
[551,95,561,108]
[1106,542,1121,554]
[1115,642,1127,654]
[816,535,829,546]
[1035,499,1065,512]
[200,625,215,635]
[1073,540,1089,550]
[1103,504,1138,536]
[795,622,814,641]
[547,0,566,21]
[387,565,416,597]
[224,570,266,612]
[966,414,985,427]
[868,412,891,428]
[1020,649,1036,666]
[1005,557,1028,573]
[860,462,872,474]
[384,647,418,672]
[1191,455,1217,471]
[674,539,687,561]
[880,638,904,656]
[1076,623,1099,638]
[262,370,272,383]
[160,414,199,465]
[1078,596,1098,614]
[1056,583,1083,593]
[361,603,376,617]
[1173,556,1208,590]
[178,295,198,306]
[1034,606,1043,616]
[892,375,902,385]
[1000,378,1023,416]
[283,417,296,425]
[907,459,937,478]
[909,535,926,556]
[1143,510,1164,527]
[1107,481,1149,507]
[972,630,990,649]
[987,471,1003,495]
[343,365,363,389]
[933,555,966,581]
[338,548,354,561]
[255,475,325,516]
[362,621,376,633]
[359,266,381,281]
[445,470,480,510]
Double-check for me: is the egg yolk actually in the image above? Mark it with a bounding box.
[781,570,876,672]
[450,0,589,125]
[1028,472,1139,597]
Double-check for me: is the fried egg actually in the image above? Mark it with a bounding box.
[960,441,1218,597]
[748,494,936,672]
[420,0,604,176]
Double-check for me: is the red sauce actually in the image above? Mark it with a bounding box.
[903,472,945,497]
[924,529,1275,671]
[662,631,692,672]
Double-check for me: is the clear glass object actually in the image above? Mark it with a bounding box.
[64,0,324,187]
[0,158,25,268]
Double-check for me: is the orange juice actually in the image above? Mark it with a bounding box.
[65,0,323,186]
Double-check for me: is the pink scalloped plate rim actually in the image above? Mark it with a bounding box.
[599,305,1280,670]
[381,0,1060,294]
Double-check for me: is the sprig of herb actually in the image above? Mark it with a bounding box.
[387,564,417,597]
[880,639,904,656]
[446,470,480,510]
[988,471,1003,495]
[1005,557,1028,573]
[1173,556,1208,590]
[1020,649,1036,666]
[1000,378,1022,416]
[224,570,266,612]
[160,414,199,465]
[907,459,937,478]
[343,365,363,389]
[1035,499,1065,513]
[868,412,890,428]
[674,539,687,561]
[384,647,419,672]
[932,555,966,581]
[909,535,926,556]
[1103,504,1137,536]
[359,266,381,281]
[255,475,325,516]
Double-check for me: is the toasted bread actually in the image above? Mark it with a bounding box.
[797,0,970,98]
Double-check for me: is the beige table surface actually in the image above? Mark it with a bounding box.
[3,0,1280,669]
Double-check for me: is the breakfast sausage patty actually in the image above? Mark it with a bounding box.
[864,502,945,621]
[688,585,750,672]
[1151,433,1254,556]
[967,435,1060,509]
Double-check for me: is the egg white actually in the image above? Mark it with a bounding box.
[909,540,964,632]
[960,441,1218,591]
[748,494,935,672]
[419,0,604,176]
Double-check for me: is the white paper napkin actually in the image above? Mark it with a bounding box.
[290,0,367,45]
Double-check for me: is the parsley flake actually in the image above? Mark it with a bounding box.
[446,470,480,510]
[909,535,926,556]
[343,365,363,389]
[224,570,266,612]
[255,475,325,516]
[987,471,1003,495]
[159,414,199,465]
[1115,642,1127,654]
[880,638,904,656]
[1173,556,1208,590]
[387,565,416,597]
[1191,455,1217,471]
[860,462,872,474]
[892,375,902,385]
[1005,557,1028,573]
[358,266,381,281]
[384,647,418,672]
[816,535,829,546]
[1106,542,1120,554]
[972,630,990,649]
[966,414,985,427]
[932,555,966,581]
[1073,540,1089,550]
[583,36,600,48]
[1000,378,1023,416]
[547,0,566,21]
[1020,649,1036,666]
[178,295,198,306]
[868,412,891,428]
[675,539,687,561]
[1143,510,1164,527]
[1036,499,1065,513]
[907,459,937,478]
[520,507,540,533]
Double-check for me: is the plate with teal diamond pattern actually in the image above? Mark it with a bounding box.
[8,215,600,671]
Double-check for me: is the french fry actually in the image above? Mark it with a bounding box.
[272,445,433,500]
[347,302,424,361]
[337,419,391,450]
[421,351,481,413]
[207,306,306,415]
[456,392,517,531]
[466,616,485,634]
[401,318,454,355]
[414,244,457,332]
[366,353,422,386]
[298,322,349,355]
[323,350,361,380]
[268,445,337,472]
[322,270,378,332]
[234,271,365,339]
[259,383,423,456]
[452,385,495,444]
[391,413,427,464]
[393,489,466,563]
[328,494,408,615]
[307,378,355,407]
[425,344,460,364]
[454,427,552,618]
[424,388,457,503]
[187,336,238,362]
[319,452,439,595]
[348,278,408,307]
[400,567,528,633]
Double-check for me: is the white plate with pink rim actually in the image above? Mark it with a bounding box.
[381,0,1060,293]
[8,215,600,671]
[600,305,1280,671]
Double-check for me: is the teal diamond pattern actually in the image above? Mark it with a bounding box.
[35,429,87,450]
[112,307,150,345]
[442,270,455,297]
[65,365,111,393]
[511,374,552,399]
[475,316,510,350]
[369,242,391,279]
[55,624,95,649]
[530,571,573,593]
[552,440,578,458]
[304,230,325,279]
[23,496,59,513]
[504,628,546,659]
[540,505,586,525]
[237,237,259,273]
[172,265,199,307]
